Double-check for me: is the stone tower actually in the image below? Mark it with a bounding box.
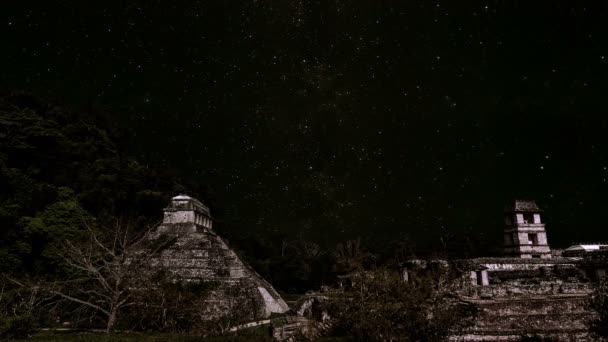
[504,200,551,259]
[158,194,213,231]
[148,195,289,319]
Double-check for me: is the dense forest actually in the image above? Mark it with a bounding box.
[0,93,482,341]
[0,93,188,273]
[0,93,506,295]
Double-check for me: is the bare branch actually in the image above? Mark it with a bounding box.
[50,290,111,317]
[45,216,164,332]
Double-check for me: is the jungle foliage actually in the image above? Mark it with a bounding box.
[328,269,477,342]
[0,93,193,275]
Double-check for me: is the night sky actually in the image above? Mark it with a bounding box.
[3,2,608,253]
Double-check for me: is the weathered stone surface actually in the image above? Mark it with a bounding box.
[455,258,597,341]
[148,195,289,320]
[271,316,333,342]
[442,199,608,340]
[504,200,552,259]
[399,255,603,341]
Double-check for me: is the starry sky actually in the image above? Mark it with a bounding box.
[3,1,608,253]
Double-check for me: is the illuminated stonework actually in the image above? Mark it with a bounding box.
[504,200,552,259]
[149,195,289,319]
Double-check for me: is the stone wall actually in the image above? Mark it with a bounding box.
[460,295,595,341]
[402,257,602,341]
[148,220,289,321]
[454,258,598,341]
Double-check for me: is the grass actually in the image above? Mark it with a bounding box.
[11,332,202,342]
[9,329,273,342]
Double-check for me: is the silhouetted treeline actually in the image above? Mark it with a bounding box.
[0,93,499,289]
[0,93,206,274]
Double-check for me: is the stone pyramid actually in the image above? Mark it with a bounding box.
[148,195,289,319]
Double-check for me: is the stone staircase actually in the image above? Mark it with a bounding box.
[459,294,597,341]
[271,316,334,341]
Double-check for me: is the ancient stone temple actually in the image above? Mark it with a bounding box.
[148,195,289,319]
[397,199,608,341]
[271,198,608,341]
[504,200,551,259]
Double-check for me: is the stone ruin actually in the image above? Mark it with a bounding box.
[503,200,551,259]
[275,199,608,341]
[146,195,289,320]
[403,257,597,341]
[144,197,608,341]
[400,200,608,341]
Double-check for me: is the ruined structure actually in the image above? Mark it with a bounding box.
[398,200,606,341]
[398,256,599,341]
[563,243,608,257]
[264,198,608,341]
[265,198,608,341]
[452,257,595,341]
[504,200,551,259]
[148,195,289,319]
[271,291,335,341]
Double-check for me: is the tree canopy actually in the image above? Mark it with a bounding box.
[0,94,190,274]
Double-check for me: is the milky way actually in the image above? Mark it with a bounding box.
[2,2,608,251]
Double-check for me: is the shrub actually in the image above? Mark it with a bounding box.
[329,269,477,342]
[0,313,37,339]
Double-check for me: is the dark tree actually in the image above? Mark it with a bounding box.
[34,219,164,332]
[329,268,476,342]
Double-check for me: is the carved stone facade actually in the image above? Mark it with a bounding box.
[399,200,608,341]
[457,257,596,341]
[148,195,289,320]
[504,200,552,259]
[400,257,599,341]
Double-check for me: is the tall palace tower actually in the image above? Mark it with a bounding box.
[504,200,551,259]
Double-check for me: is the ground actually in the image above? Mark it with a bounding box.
[8,330,273,342]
